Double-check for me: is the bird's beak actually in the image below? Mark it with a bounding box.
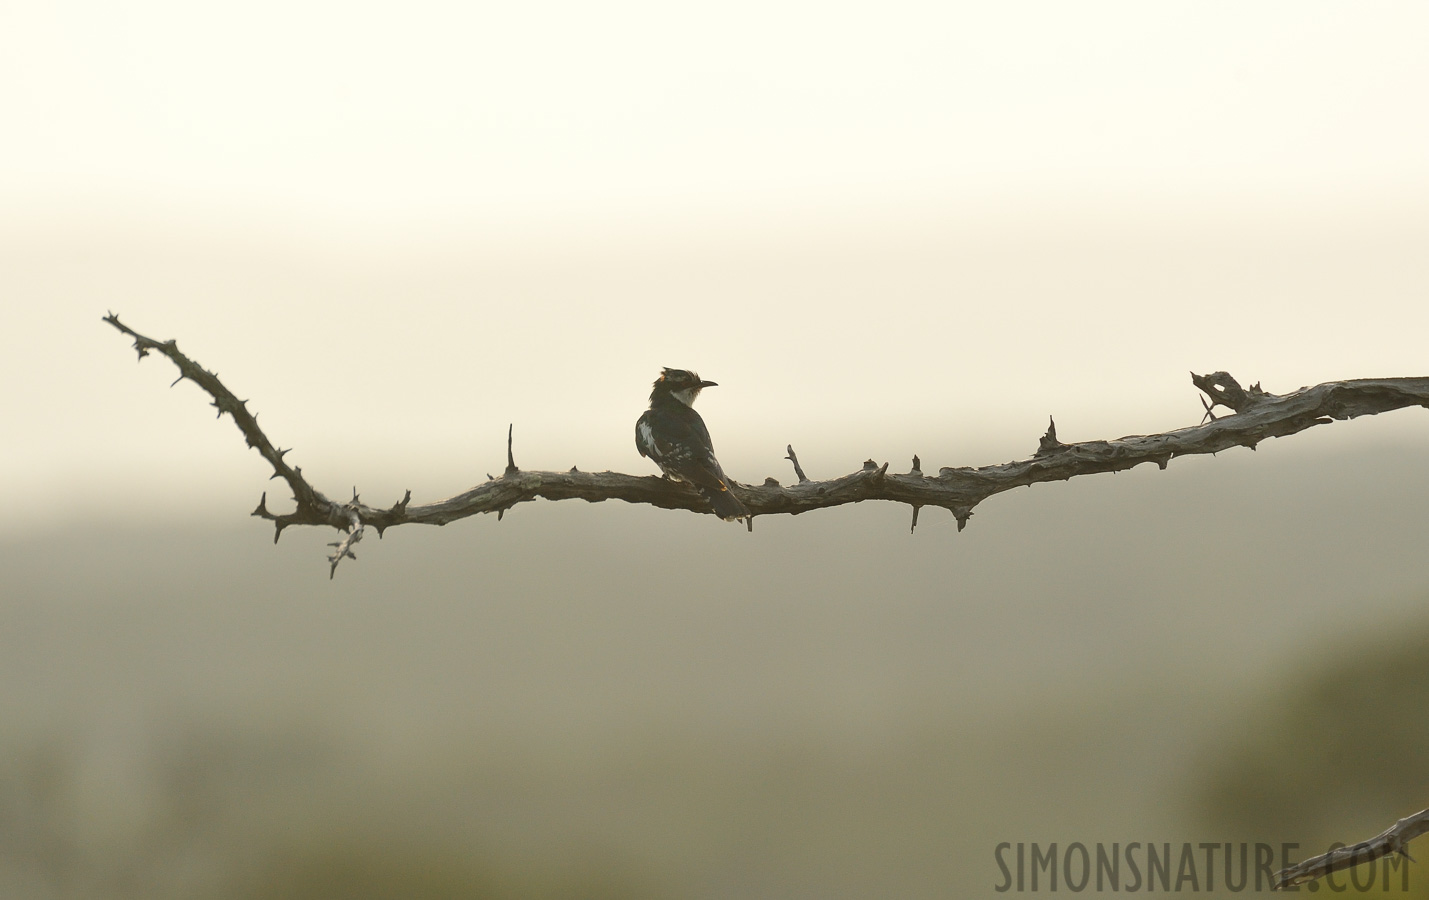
[699,380,718,388]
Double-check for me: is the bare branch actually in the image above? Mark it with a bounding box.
[1274,808,1429,889]
[326,501,363,579]
[105,312,353,544]
[107,315,1429,573]
[785,444,809,483]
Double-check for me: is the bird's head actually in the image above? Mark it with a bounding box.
[651,368,717,406]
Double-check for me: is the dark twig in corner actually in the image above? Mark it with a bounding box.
[1274,808,1429,889]
[106,314,1429,574]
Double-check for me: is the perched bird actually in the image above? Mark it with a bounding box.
[636,368,749,521]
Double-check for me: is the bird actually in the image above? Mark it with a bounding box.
[636,368,750,521]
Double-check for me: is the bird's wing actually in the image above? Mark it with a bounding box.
[663,414,736,494]
[635,411,656,458]
[675,451,735,495]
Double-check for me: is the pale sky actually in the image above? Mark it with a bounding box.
[3,1,1428,531]
[4,3,1429,221]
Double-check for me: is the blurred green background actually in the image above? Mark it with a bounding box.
[6,432,1429,898]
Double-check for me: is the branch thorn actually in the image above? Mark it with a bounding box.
[1192,370,1257,418]
[1036,416,1068,456]
[1199,394,1218,424]
[785,445,809,483]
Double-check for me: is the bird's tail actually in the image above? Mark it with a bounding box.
[703,483,749,522]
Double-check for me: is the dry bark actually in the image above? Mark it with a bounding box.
[1273,809,1428,889]
[105,314,1429,576]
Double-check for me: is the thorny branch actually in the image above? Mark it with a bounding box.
[1274,808,1429,889]
[106,314,1429,575]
